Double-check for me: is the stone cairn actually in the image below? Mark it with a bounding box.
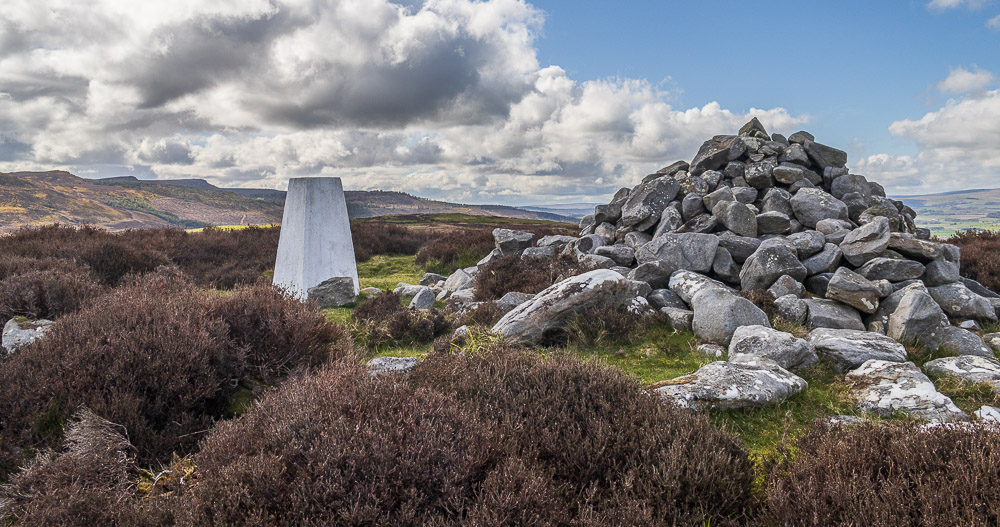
[404,118,1000,424]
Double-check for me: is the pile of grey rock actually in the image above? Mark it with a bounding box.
[429,118,1000,424]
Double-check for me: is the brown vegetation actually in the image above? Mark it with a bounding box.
[950,230,1000,293]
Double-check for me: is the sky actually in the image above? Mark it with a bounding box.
[1,0,998,206]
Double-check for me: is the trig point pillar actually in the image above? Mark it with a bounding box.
[273,177,359,300]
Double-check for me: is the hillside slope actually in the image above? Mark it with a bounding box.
[0,172,573,232]
[897,188,1000,236]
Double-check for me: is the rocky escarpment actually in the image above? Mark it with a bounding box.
[417,119,1000,423]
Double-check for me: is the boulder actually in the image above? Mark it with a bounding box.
[855,258,925,282]
[768,275,805,299]
[976,406,1000,423]
[803,298,865,330]
[846,360,967,423]
[595,245,636,266]
[497,291,534,313]
[802,140,848,170]
[887,233,943,261]
[492,270,630,344]
[802,243,843,276]
[689,135,745,175]
[2,318,54,354]
[653,360,807,410]
[740,244,808,291]
[695,343,726,358]
[628,261,675,289]
[443,267,478,293]
[620,177,681,228]
[493,228,535,256]
[775,295,808,325]
[536,235,577,248]
[718,232,761,263]
[522,246,557,260]
[839,217,890,266]
[307,277,358,307]
[635,233,719,272]
[712,201,758,237]
[756,211,791,234]
[690,288,770,345]
[887,283,950,346]
[728,325,818,371]
[661,307,694,331]
[668,270,734,304]
[928,282,998,321]
[825,267,881,314]
[936,326,995,358]
[790,188,849,228]
[924,356,1000,394]
[420,273,446,286]
[806,328,908,373]
[648,288,687,310]
[408,287,436,310]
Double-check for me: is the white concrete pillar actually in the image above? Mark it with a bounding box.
[273,177,359,300]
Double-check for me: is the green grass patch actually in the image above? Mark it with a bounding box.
[356,254,424,292]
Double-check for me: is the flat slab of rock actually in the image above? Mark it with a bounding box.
[728,325,818,371]
[635,233,719,272]
[2,318,54,354]
[924,356,1000,394]
[367,356,421,376]
[652,359,807,410]
[846,360,967,423]
[806,328,907,373]
[804,298,865,331]
[492,269,630,344]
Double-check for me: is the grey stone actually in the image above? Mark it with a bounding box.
[925,246,961,286]
[595,244,636,266]
[620,177,681,228]
[769,275,805,299]
[675,214,718,234]
[443,267,478,293]
[732,187,759,204]
[712,247,742,283]
[477,248,503,266]
[649,289,687,310]
[690,135,746,175]
[776,295,808,325]
[492,269,630,344]
[761,188,794,217]
[653,360,807,411]
[816,218,854,245]
[360,287,383,296]
[723,161,746,180]
[635,233,719,272]
[787,230,827,259]
[779,142,810,164]
[696,343,726,358]
[788,130,815,144]
[928,282,998,321]
[826,267,881,314]
[2,318,54,354]
[712,201,758,238]
[756,211,791,234]
[887,233,943,261]
[830,174,871,201]
[718,232,761,263]
[790,188,849,228]
[961,277,1000,299]
[739,117,769,138]
[594,222,617,239]
[577,253,616,269]
[804,298,865,330]
[802,243,843,276]
[840,217,890,267]
[887,283,950,346]
[307,277,358,307]
[662,307,694,331]
[628,261,675,289]
[678,175,710,196]
[652,206,684,237]
[494,228,535,255]
[745,159,776,189]
[703,186,735,211]
[653,160,690,177]
[408,287,436,310]
[805,273,834,297]
[394,283,425,296]
[367,356,421,376]
[420,273,446,286]
[521,246,557,260]
[773,165,804,185]
[936,326,995,358]
[740,244,808,291]
[846,360,967,423]
[924,356,1000,395]
[802,140,848,170]
[806,328,908,373]
[702,170,724,188]
[690,288,770,345]
[669,270,734,304]
[623,232,653,249]
[536,235,577,248]
[856,258,925,282]
[729,325,818,371]
[681,193,707,222]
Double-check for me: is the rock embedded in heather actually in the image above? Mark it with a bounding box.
[977,406,1000,423]
[728,325,818,371]
[924,355,1000,394]
[2,318,54,354]
[368,356,421,376]
[497,291,534,313]
[522,246,556,260]
[847,360,967,423]
[443,267,478,294]
[420,273,446,286]
[652,359,807,411]
[806,328,908,373]
[492,269,631,344]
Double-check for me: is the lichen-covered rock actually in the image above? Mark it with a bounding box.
[839,217,890,267]
[493,228,535,256]
[790,188,849,228]
[846,360,967,423]
[620,177,681,228]
[740,244,808,291]
[928,282,998,321]
[806,328,907,373]
[690,288,770,345]
[728,325,818,371]
[653,359,807,411]
[367,356,421,376]
[668,270,733,304]
[634,233,719,272]
[825,267,881,315]
[855,257,925,282]
[2,318,54,354]
[924,355,1000,395]
[492,270,630,344]
[887,283,950,346]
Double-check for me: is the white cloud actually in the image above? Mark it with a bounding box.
[856,89,1000,195]
[936,66,996,94]
[928,0,988,9]
[0,0,807,204]
[988,13,1000,28]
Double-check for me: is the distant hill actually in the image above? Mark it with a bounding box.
[520,203,600,220]
[0,172,574,233]
[896,188,1000,237]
